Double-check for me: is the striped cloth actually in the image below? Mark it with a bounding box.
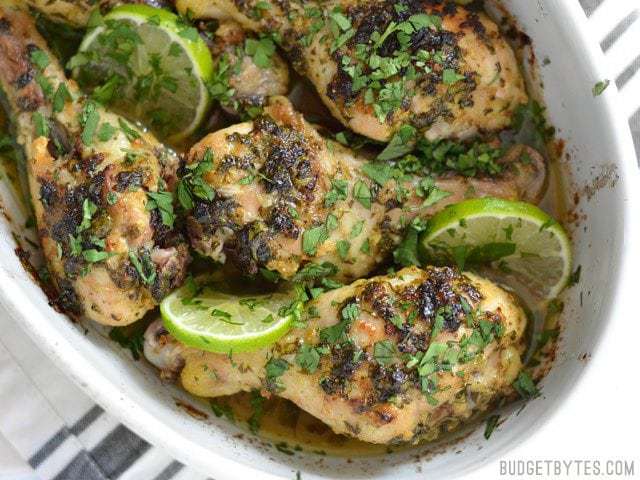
[1,1,639,479]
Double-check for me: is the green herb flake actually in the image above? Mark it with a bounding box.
[324,178,349,207]
[373,340,396,365]
[210,399,236,422]
[52,84,72,113]
[109,326,144,360]
[442,68,465,85]
[350,220,365,239]
[118,118,141,142]
[336,240,350,260]
[128,250,157,286]
[247,389,265,433]
[512,371,540,399]
[82,249,112,263]
[80,102,100,146]
[484,414,500,439]
[295,344,321,373]
[97,122,117,142]
[146,190,176,228]
[245,36,276,69]
[360,238,371,254]
[265,357,289,391]
[30,49,50,70]
[33,112,49,138]
[302,225,328,255]
[592,79,610,97]
[352,180,372,209]
[377,124,416,161]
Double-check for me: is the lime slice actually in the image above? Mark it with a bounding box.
[419,198,572,300]
[160,278,301,353]
[74,5,214,142]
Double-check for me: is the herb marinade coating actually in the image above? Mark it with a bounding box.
[177,0,528,142]
[184,96,545,281]
[145,266,526,444]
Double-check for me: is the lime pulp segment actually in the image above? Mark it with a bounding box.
[76,4,214,141]
[420,198,572,300]
[160,280,299,354]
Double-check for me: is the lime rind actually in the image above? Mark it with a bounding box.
[160,283,299,354]
[420,198,572,300]
[105,5,214,80]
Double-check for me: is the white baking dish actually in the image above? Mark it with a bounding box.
[0,0,638,478]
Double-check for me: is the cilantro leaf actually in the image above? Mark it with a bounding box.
[295,344,321,373]
[377,124,416,161]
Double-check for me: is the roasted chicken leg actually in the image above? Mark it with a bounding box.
[184,96,545,281]
[177,0,528,143]
[144,265,527,444]
[0,3,189,325]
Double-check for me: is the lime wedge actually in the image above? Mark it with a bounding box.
[74,5,214,142]
[160,278,301,353]
[419,198,572,300]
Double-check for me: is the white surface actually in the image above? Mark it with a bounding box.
[1,1,639,480]
[0,434,36,480]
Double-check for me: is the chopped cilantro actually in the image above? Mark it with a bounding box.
[245,36,276,69]
[360,238,370,254]
[393,225,421,267]
[30,49,50,70]
[592,79,610,97]
[350,220,365,239]
[442,68,465,85]
[52,84,71,113]
[77,198,97,233]
[292,261,338,282]
[352,180,372,208]
[373,340,396,365]
[324,178,349,207]
[128,250,157,286]
[295,344,321,373]
[247,389,265,433]
[567,265,581,287]
[108,325,144,360]
[512,371,540,399]
[82,249,112,263]
[377,124,416,161]
[177,148,215,210]
[336,240,350,260]
[118,118,141,142]
[484,414,500,439]
[361,162,394,186]
[265,357,289,391]
[97,122,117,142]
[146,190,176,228]
[210,399,235,422]
[79,102,100,146]
[341,302,360,322]
[33,112,49,138]
[302,225,328,256]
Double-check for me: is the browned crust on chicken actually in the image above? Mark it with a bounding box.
[184,96,545,281]
[177,0,528,142]
[146,266,527,444]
